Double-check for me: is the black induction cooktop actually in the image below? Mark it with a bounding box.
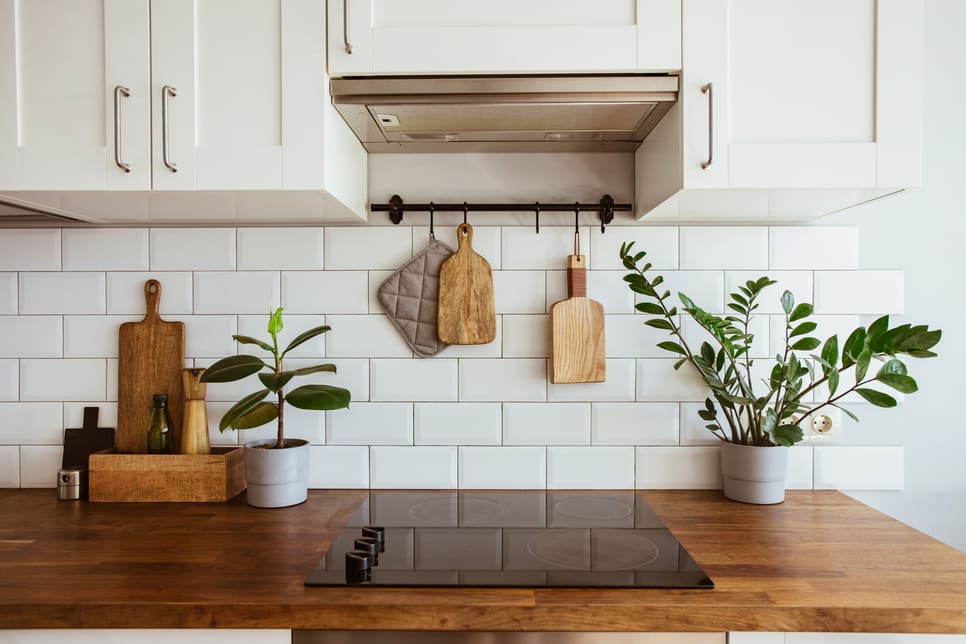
[304,491,714,589]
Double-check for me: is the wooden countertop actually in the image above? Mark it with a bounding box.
[1,489,965,633]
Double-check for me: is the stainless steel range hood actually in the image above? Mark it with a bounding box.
[330,75,678,153]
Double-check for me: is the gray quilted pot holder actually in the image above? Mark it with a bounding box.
[378,237,454,357]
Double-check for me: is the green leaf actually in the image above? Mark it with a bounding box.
[293,363,338,376]
[899,329,942,352]
[644,318,675,331]
[267,307,284,335]
[231,402,279,430]
[827,369,840,397]
[635,302,664,315]
[200,355,268,383]
[678,292,697,310]
[867,315,890,346]
[855,350,872,381]
[877,374,918,394]
[732,293,749,306]
[285,384,351,411]
[259,370,295,392]
[791,337,821,351]
[700,342,716,365]
[821,335,839,371]
[830,403,860,423]
[673,357,687,370]
[657,341,687,355]
[790,321,817,337]
[789,302,814,322]
[907,349,938,359]
[219,389,270,431]
[878,358,907,377]
[772,424,804,446]
[855,388,898,408]
[233,334,275,353]
[727,303,747,315]
[281,324,331,357]
[781,290,794,315]
[842,327,866,366]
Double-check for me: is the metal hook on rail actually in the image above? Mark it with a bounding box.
[463,201,469,225]
[428,202,435,238]
[534,202,540,234]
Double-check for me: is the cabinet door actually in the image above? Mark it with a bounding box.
[152,0,298,191]
[330,0,661,75]
[683,0,922,190]
[0,0,150,191]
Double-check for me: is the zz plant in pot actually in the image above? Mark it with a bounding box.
[620,242,941,504]
[201,308,351,508]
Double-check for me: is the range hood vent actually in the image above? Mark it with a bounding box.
[331,74,678,153]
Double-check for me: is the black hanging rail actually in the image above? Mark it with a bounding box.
[373,194,628,233]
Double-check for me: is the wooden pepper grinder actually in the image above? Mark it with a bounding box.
[180,368,211,455]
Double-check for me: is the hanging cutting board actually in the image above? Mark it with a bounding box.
[438,223,496,344]
[116,280,185,453]
[550,249,606,383]
[62,406,115,468]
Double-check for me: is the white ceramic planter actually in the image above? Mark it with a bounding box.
[244,438,310,508]
[720,443,789,505]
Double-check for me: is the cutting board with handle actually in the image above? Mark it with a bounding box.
[438,223,496,344]
[116,279,185,453]
[62,406,115,468]
[550,235,606,383]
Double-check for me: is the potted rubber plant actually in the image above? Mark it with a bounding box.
[201,308,351,508]
[620,242,941,504]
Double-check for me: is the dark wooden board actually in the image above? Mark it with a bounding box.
[61,406,114,468]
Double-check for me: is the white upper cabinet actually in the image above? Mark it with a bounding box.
[327,0,681,75]
[636,0,924,221]
[0,0,151,191]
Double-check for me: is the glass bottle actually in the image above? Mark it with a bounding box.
[147,393,173,454]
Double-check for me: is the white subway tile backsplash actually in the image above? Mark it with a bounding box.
[591,226,678,270]
[493,271,546,314]
[0,403,63,445]
[0,230,60,270]
[106,359,117,402]
[503,227,593,270]
[502,315,549,358]
[680,227,768,270]
[106,272,192,316]
[64,316,140,358]
[769,227,858,270]
[170,315,237,359]
[636,359,707,402]
[459,446,546,489]
[814,445,904,490]
[640,271,725,314]
[19,272,105,314]
[414,403,502,445]
[371,446,457,488]
[193,272,280,314]
[325,227,412,270]
[368,270,393,312]
[547,271,634,314]
[20,359,106,401]
[237,228,324,270]
[0,273,16,314]
[327,403,413,445]
[438,318,503,358]
[635,446,721,488]
[62,229,148,270]
[205,401,240,446]
[605,315,676,358]
[769,314,860,358]
[460,359,547,402]
[680,403,722,446]
[326,315,413,358]
[814,271,904,314]
[787,446,813,489]
[503,403,590,445]
[0,316,63,357]
[238,314,325,358]
[0,360,16,401]
[591,402,679,445]
[725,271,813,315]
[283,271,368,314]
[414,226,501,269]
[548,359,635,402]
[548,446,634,489]
[286,358,369,403]
[150,228,236,270]
[371,359,458,401]
[20,445,63,487]
[309,445,369,488]
[0,446,18,486]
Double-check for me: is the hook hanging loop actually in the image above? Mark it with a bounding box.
[428,202,435,238]
[598,194,615,235]
[463,201,469,225]
[535,202,540,234]
[573,203,581,255]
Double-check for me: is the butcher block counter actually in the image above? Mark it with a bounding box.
[1,489,966,633]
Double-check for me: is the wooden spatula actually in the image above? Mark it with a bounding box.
[550,230,606,383]
[438,223,496,344]
[116,280,185,453]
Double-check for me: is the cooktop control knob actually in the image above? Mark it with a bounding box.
[354,538,380,565]
[361,526,385,552]
[344,551,371,584]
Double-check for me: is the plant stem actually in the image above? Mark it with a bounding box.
[272,326,284,449]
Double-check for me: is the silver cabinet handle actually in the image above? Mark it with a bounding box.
[161,85,178,173]
[343,0,352,53]
[700,83,713,169]
[113,85,131,173]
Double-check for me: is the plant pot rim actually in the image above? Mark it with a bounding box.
[244,438,309,450]
[723,442,790,450]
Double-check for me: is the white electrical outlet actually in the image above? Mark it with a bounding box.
[799,407,844,443]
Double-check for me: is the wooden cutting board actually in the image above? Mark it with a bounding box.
[438,223,496,344]
[550,254,606,383]
[116,280,185,453]
[62,406,115,468]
